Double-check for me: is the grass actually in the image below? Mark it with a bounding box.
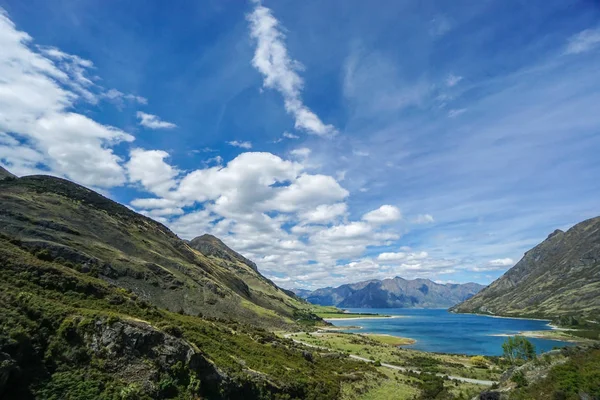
[0,237,377,399]
[287,332,503,382]
[340,367,419,400]
[363,334,415,346]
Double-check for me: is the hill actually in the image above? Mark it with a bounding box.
[295,277,484,309]
[0,169,375,399]
[0,165,16,180]
[451,216,600,319]
[0,173,311,329]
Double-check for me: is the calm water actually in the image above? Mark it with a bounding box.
[329,308,573,356]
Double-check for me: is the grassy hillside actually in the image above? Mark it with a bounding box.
[0,174,315,328]
[452,216,600,320]
[0,235,376,399]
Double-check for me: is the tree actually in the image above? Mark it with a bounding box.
[502,336,536,364]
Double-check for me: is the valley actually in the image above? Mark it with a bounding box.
[1,169,599,400]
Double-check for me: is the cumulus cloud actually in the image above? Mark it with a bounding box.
[247,2,337,137]
[565,27,600,54]
[0,10,134,187]
[362,205,402,224]
[126,149,179,196]
[136,111,176,129]
[124,151,405,288]
[227,140,252,149]
[298,203,347,224]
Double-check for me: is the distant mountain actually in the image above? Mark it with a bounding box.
[297,277,485,308]
[452,216,600,319]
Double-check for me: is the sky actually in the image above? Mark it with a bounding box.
[1,0,599,290]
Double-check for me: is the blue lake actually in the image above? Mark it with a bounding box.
[328,308,573,356]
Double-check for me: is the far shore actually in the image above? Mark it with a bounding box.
[323,315,403,321]
[467,312,551,322]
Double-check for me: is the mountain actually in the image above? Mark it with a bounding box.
[297,277,484,308]
[291,288,313,298]
[0,165,16,180]
[0,173,310,328]
[0,169,371,399]
[452,216,600,319]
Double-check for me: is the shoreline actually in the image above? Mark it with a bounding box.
[468,312,551,322]
[489,331,588,343]
[323,315,403,321]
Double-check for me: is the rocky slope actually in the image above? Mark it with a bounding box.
[452,216,600,319]
[296,277,484,308]
[0,173,310,328]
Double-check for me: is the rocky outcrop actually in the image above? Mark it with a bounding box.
[70,318,226,397]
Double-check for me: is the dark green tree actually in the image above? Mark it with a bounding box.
[502,336,536,364]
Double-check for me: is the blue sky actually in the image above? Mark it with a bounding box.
[1,0,599,289]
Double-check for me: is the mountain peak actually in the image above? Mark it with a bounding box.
[189,234,258,271]
[0,165,16,180]
[452,216,600,317]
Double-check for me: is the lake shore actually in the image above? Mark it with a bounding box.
[490,330,591,343]
[323,315,403,321]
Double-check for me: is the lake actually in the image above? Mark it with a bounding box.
[328,308,573,356]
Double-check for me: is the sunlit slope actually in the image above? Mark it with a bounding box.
[0,173,316,328]
[452,216,600,318]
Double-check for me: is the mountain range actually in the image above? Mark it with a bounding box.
[294,277,485,309]
[452,216,600,319]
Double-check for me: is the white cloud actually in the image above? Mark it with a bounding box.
[247,3,337,137]
[126,148,179,196]
[448,108,467,118]
[0,10,134,188]
[298,203,347,224]
[290,147,311,157]
[136,111,176,129]
[565,27,600,54]
[283,131,299,139]
[103,88,147,105]
[205,155,223,166]
[377,251,428,262]
[362,205,401,224]
[489,258,514,266]
[446,73,463,87]
[471,258,514,272]
[413,214,435,224]
[124,150,404,288]
[227,140,252,149]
